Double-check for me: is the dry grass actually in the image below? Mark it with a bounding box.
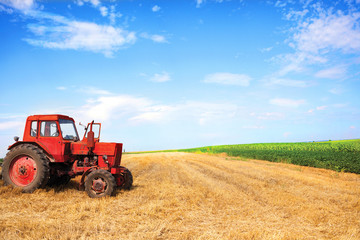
[0,152,359,239]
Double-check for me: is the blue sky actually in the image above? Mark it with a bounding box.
[0,0,360,156]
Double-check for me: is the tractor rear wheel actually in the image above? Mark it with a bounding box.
[2,144,49,193]
[85,169,116,198]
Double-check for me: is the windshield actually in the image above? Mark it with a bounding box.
[59,119,79,140]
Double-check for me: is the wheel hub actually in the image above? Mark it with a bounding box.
[9,155,37,186]
[19,165,27,175]
[92,178,106,193]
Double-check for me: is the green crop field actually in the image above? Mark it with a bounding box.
[176,139,360,174]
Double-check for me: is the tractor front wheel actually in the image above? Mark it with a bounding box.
[85,169,116,198]
[2,144,49,193]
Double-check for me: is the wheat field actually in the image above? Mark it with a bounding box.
[0,152,359,239]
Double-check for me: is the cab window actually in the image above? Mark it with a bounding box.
[84,123,100,139]
[59,119,79,140]
[30,121,37,137]
[40,121,59,137]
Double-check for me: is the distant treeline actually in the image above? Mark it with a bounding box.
[177,139,360,174]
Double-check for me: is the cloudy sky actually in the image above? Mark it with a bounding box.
[0,0,359,156]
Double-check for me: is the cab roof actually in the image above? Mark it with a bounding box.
[26,114,75,122]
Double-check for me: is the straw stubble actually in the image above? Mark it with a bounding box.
[0,152,359,239]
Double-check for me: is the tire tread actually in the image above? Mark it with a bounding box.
[2,144,50,192]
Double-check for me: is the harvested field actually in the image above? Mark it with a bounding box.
[0,152,359,239]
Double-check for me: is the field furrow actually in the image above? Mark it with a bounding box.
[0,152,359,239]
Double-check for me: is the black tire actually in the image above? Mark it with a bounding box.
[85,169,116,198]
[2,144,49,193]
[122,168,133,190]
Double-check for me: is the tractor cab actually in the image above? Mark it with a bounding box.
[20,115,80,162]
[24,115,79,142]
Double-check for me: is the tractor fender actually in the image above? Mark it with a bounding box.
[7,141,56,162]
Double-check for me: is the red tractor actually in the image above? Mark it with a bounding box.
[1,114,132,198]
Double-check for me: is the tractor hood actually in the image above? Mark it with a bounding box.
[71,141,123,166]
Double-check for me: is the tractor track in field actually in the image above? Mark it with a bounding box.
[0,152,360,239]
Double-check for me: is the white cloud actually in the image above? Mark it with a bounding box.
[150,35,167,43]
[76,0,100,7]
[260,46,273,52]
[196,0,204,8]
[329,86,344,95]
[75,0,115,21]
[0,4,13,13]
[196,0,227,8]
[0,0,35,11]
[269,98,306,107]
[285,9,309,21]
[316,106,327,110]
[129,105,173,123]
[140,33,167,43]
[89,0,100,7]
[0,121,23,130]
[150,72,171,83]
[275,0,287,8]
[256,112,285,120]
[172,101,238,126]
[204,72,251,86]
[272,5,360,79]
[315,66,347,79]
[293,11,360,54]
[83,95,153,122]
[152,5,160,12]
[0,114,27,119]
[109,5,122,25]
[57,86,67,90]
[82,94,238,126]
[78,86,112,95]
[26,20,136,57]
[3,1,169,56]
[99,6,108,17]
[308,103,345,116]
[264,77,311,87]
[75,0,84,6]
[272,51,327,77]
[3,1,129,55]
[242,125,265,129]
